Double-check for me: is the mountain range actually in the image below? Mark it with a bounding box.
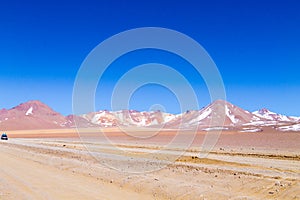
[0,100,299,132]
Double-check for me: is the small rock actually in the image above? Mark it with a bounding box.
[110,180,113,183]
[269,191,274,195]
[154,178,159,181]
[275,181,280,186]
[214,175,218,177]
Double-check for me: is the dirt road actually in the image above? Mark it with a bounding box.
[0,140,153,200]
[0,138,300,199]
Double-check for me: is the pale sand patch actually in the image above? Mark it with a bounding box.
[0,144,153,200]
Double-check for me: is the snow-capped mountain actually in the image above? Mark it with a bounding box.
[165,100,261,129]
[64,114,97,128]
[0,100,67,130]
[0,100,299,131]
[82,110,176,128]
[252,108,298,122]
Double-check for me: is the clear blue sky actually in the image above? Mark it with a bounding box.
[0,0,299,116]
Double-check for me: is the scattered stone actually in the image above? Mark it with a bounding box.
[275,181,280,186]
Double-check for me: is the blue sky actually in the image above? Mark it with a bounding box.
[0,0,299,115]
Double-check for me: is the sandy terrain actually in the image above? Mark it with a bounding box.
[1,129,300,199]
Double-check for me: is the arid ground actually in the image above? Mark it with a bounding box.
[0,128,299,199]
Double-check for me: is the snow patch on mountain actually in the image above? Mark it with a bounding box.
[277,124,300,131]
[188,108,212,125]
[151,118,159,125]
[25,107,33,116]
[243,121,282,126]
[225,105,239,124]
[203,127,228,131]
[290,116,300,121]
[240,127,262,133]
[240,129,262,133]
[251,116,261,121]
[161,113,176,122]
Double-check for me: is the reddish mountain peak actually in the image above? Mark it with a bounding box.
[129,110,139,113]
[25,100,52,108]
[258,108,271,114]
[211,99,228,104]
[26,100,44,104]
[209,99,234,106]
[206,99,228,111]
[11,100,62,116]
[14,100,47,109]
[0,100,67,130]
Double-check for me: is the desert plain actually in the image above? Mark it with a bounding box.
[0,128,299,199]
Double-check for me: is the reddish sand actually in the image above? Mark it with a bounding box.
[6,128,300,151]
